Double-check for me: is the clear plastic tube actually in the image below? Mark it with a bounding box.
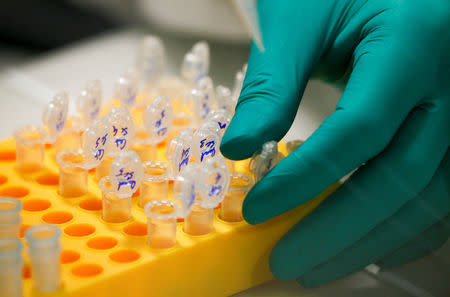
[144,199,178,249]
[57,150,88,197]
[53,128,82,159]
[25,225,61,292]
[192,121,220,164]
[0,238,23,297]
[184,202,214,236]
[0,198,22,238]
[140,161,170,208]
[138,35,166,91]
[95,155,114,182]
[113,74,139,108]
[249,141,285,182]
[168,113,192,144]
[143,96,173,144]
[14,125,45,173]
[220,173,253,222]
[166,128,193,177]
[184,157,230,235]
[131,130,157,162]
[99,176,132,223]
[181,51,203,86]
[215,85,234,114]
[42,92,69,144]
[77,80,102,129]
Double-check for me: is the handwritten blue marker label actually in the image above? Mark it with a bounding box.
[178,147,190,172]
[199,138,216,162]
[116,168,136,191]
[94,133,108,161]
[218,122,226,130]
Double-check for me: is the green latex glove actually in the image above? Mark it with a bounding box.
[220,0,450,287]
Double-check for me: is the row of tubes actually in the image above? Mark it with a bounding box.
[1,197,61,296]
[0,168,252,296]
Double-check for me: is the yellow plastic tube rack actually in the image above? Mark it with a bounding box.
[0,137,339,297]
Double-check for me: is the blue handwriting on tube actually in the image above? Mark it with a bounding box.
[199,139,215,162]
[178,148,190,172]
[94,149,104,161]
[157,128,167,136]
[116,169,136,190]
[90,106,100,119]
[215,173,222,183]
[115,138,127,150]
[208,185,222,196]
[201,103,210,118]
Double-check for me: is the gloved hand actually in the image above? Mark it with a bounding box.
[220,0,449,287]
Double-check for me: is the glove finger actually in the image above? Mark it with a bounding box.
[267,97,450,281]
[242,43,428,224]
[296,151,449,288]
[220,1,335,160]
[377,216,450,269]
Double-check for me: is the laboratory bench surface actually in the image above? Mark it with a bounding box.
[0,29,448,297]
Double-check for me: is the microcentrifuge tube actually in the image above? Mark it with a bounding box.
[106,107,135,155]
[169,113,192,143]
[96,108,134,181]
[192,120,221,164]
[76,80,102,129]
[52,122,82,160]
[14,125,45,173]
[184,157,230,236]
[0,238,23,297]
[173,163,197,219]
[181,51,203,86]
[232,69,245,101]
[215,85,235,114]
[132,96,173,161]
[113,74,139,108]
[196,76,215,116]
[185,88,207,127]
[99,176,132,223]
[25,224,61,292]
[206,109,232,137]
[138,35,166,88]
[166,128,193,177]
[95,155,114,182]
[249,141,284,182]
[220,173,253,222]
[184,203,214,236]
[44,92,71,160]
[131,129,157,162]
[100,151,142,222]
[191,41,210,76]
[0,198,22,238]
[83,118,110,179]
[42,92,69,144]
[143,96,173,143]
[286,139,303,154]
[145,199,179,249]
[56,150,88,197]
[140,161,171,208]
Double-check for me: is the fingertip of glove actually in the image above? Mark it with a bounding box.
[241,188,266,225]
[219,133,253,160]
